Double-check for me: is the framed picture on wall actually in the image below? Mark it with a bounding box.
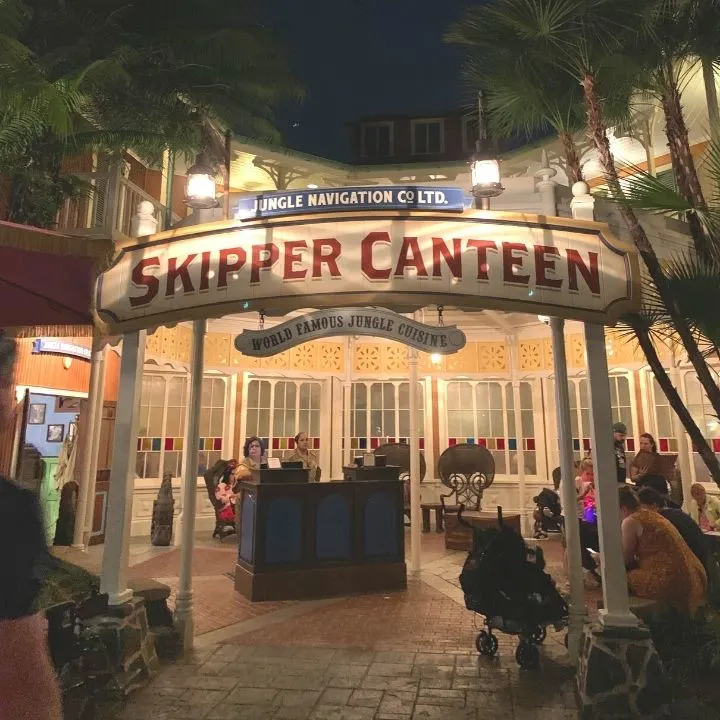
[47,424,65,443]
[28,403,46,425]
[56,396,83,413]
[68,422,77,441]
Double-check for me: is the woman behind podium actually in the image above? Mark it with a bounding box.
[234,436,266,483]
[286,432,321,482]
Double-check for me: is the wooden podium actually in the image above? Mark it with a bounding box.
[234,468,406,601]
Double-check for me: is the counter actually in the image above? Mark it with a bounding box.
[234,467,406,601]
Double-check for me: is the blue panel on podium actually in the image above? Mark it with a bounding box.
[239,493,256,563]
[364,491,398,557]
[265,496,302,564]
[316,493,351,560]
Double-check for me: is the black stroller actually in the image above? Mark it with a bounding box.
[459,506,568,669]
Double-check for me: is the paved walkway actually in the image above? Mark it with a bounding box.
[74,533,584,719]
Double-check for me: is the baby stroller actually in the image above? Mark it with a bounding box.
[532,488,563,539]
[459,506,569,669]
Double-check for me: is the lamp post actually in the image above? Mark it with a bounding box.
[470,91,503,210]
[185,154,219,210]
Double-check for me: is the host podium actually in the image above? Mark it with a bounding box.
[234,466,407,601]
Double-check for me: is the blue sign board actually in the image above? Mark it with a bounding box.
[32,338,92,361]
[234,185,472,220]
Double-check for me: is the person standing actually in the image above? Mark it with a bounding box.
[0,476,62,720]
[613,422,628,484]
[286,432,321,482]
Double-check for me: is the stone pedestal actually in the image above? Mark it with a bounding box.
[128,578,182,660]
[85,597,159,695]
[577,623,670,719]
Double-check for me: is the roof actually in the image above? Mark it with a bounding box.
[0,221,114,337]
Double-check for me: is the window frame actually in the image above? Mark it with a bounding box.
[360,121,394,160]
[442,378,537,477]
[462,114,478,154]
[410,118,445,156]
[135,371,230,481]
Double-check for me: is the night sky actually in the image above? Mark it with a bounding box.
[264,0,474,162]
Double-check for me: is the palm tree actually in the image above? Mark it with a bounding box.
[448,0,720,484]
[446,6,590,184]
[1,0,302,225]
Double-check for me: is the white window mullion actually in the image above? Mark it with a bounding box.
[573,380,584,447]
[158,377,172,480]
[269,380,277,455]
[501,380,509,476]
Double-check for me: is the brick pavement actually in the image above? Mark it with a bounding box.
[113,642,578,720]
[106,532,584,719]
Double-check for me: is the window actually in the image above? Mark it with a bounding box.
[411,120,443,155]
[349,381,424,454]
[463,115,479,153]
[362,123,393,160]
[685,371,720,484]
[548,373,634,460]
[445,380,537,476]
[245,378,323,454]
[136,373,227,479]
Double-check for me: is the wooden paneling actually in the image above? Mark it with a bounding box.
[14,338,92,393]
[103,349,120,402]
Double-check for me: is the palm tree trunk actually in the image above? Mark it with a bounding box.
[558,131,583,184]
[702,56,720,145]
[581,71,720,424]
[659,63,712,262]
[631,319,720,487]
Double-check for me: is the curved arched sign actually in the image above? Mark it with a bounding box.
[96,209,640,333]
[235,307,467,357]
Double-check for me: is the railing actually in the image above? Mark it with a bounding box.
[56,168,175,238]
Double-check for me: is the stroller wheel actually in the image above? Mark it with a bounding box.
[515,640,540,670]
[475,631,498,657]
[530,626,547,645]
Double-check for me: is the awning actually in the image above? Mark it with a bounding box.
[0,221,114,338]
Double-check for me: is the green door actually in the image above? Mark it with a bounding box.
[38,457,60,544]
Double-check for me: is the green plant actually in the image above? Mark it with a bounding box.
[646,609,720,684]
[39,556,99,609]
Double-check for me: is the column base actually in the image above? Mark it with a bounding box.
[85,597,159,695]
[577,622,670,719]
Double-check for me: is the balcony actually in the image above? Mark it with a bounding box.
[56,167,178,241]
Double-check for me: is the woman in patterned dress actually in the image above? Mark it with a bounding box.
[619,485,707,615]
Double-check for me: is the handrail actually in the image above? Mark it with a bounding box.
[55,168,173,237]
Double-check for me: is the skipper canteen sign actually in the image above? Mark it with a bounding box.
[235,308,467,357]
[96,212,639,331]
[234,185,471,220]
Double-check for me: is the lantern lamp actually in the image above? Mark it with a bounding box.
[185,154,218,209]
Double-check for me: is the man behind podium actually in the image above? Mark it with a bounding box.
[286,432,321,482]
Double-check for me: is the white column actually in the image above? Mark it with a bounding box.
[409,343,421,573]
[535,150,558,216]
[174,319,206,649]
[73,340,106,549]
[508,337,527,534]
[100,331,146,605]
[669,359,693,511]
[584,322,638,628]
[550,318,585,661]
[84,350,106,539]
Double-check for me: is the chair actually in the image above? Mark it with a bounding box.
[203,459,237,540]
[438,443,508,549]
[437,443,495,513]
[374,443,426,524]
